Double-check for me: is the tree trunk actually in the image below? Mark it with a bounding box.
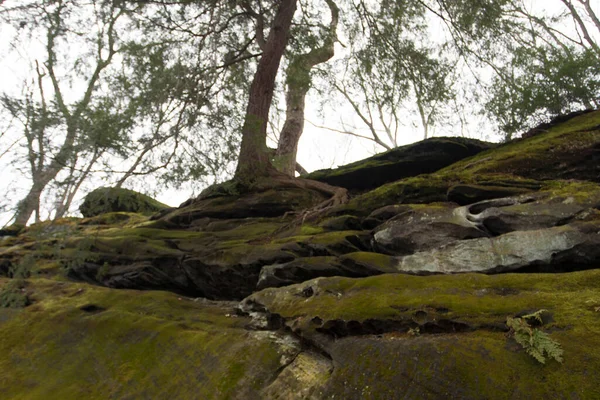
[275,77,309,176]
[234,0,298,182]
[13,123,78,225]
[14,175,51,225]
[275,0,339,176]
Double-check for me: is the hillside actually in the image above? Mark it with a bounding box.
[1,110,600,399]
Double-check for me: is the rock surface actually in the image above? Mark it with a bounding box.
[306,137,493,191]
[1,110,600,398]
[79,187,170,217]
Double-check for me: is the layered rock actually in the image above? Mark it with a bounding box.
[306,137,493,191]
[1,110,600,398]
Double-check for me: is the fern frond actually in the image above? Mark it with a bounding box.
[506,311,563,364]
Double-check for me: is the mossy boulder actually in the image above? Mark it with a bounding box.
[0,279,330,399]
[0,224,24,237]
[440,109,600,182]
[79,187,170,218]
[243,270,600,398]
[164,187,327,226]
[307,137,493,191]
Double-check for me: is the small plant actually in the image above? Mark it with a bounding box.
[10,254,38,279]
[96,262,111,281]
[506,310,563,364]
[408,327,420,337]
[0,279,30,308]
[60,237,98,274]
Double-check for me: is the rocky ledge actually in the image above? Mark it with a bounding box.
[1,110,600,399]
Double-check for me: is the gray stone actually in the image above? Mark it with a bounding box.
[394,224,596,274]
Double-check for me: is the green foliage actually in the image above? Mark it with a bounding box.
[60,237,99,275]
[0,279,30,308]
[9,254,38,279]
[407,327,420,337]
[506,310,564,364]
[95,262,111,281]
[487,46,600,138]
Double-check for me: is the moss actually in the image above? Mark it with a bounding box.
[252,269,600,329]
[341,252,397,273]
[305,137,492,192]
[81,212,148,227]
[79,187,169,218]
[439,110,600,179]
[0,279,30,308]
[0,224,25,237]
[0,279,286,399]
[249,270,600,397]
[336,174,451,216]
[300,225,325,235]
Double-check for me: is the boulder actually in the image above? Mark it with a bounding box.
[164,188,327,226]
[306,137,493,191]
[372,204,489,255]
[79,187,169,217]
[442,110,600,182]
[0,280,318,399]
[394,223,600,274]
[245,270,600,399]
[446,183,534,205]
[2,110,600,399]
[257,254,398,290]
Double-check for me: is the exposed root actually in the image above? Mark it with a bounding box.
[251,173,349,236]
[189,170,348,240]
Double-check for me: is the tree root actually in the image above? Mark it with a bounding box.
[250,172,349,237]
[187,170,348,240]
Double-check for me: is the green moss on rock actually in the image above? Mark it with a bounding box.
[0,279,288,399]
[247,270,600,398]
[79,187,170,218]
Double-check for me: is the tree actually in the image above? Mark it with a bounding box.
[3,0,599,226]
[484,0,600,138]
[234,0,298,182]
[273,0,339,176]
[0,0,244,224]
[1,1,129,225]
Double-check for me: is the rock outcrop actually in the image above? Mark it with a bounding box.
[306,137,494,191]
[79,187,170,217]
[2,110,600,398]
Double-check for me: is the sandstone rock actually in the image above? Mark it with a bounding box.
[246,270,600,399]
[372,204,488,255]
[79,187,169,217]
[306,137,493,191]
[467,187,600,235]
[257,254,398,290]
[395,223,600,274]
[447,183,534,205]
[164,188,327,226]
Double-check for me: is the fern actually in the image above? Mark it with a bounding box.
[506,311,563,364]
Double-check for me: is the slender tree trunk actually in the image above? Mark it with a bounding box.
[275,78,309,176]
[13,123,78,225]
[54,149,102,219]
[234,0,298,182]
[14,175,51,225]
[275,0,339,176]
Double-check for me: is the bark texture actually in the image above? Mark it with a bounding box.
[234,0,298,182]
[275,0,339,176]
